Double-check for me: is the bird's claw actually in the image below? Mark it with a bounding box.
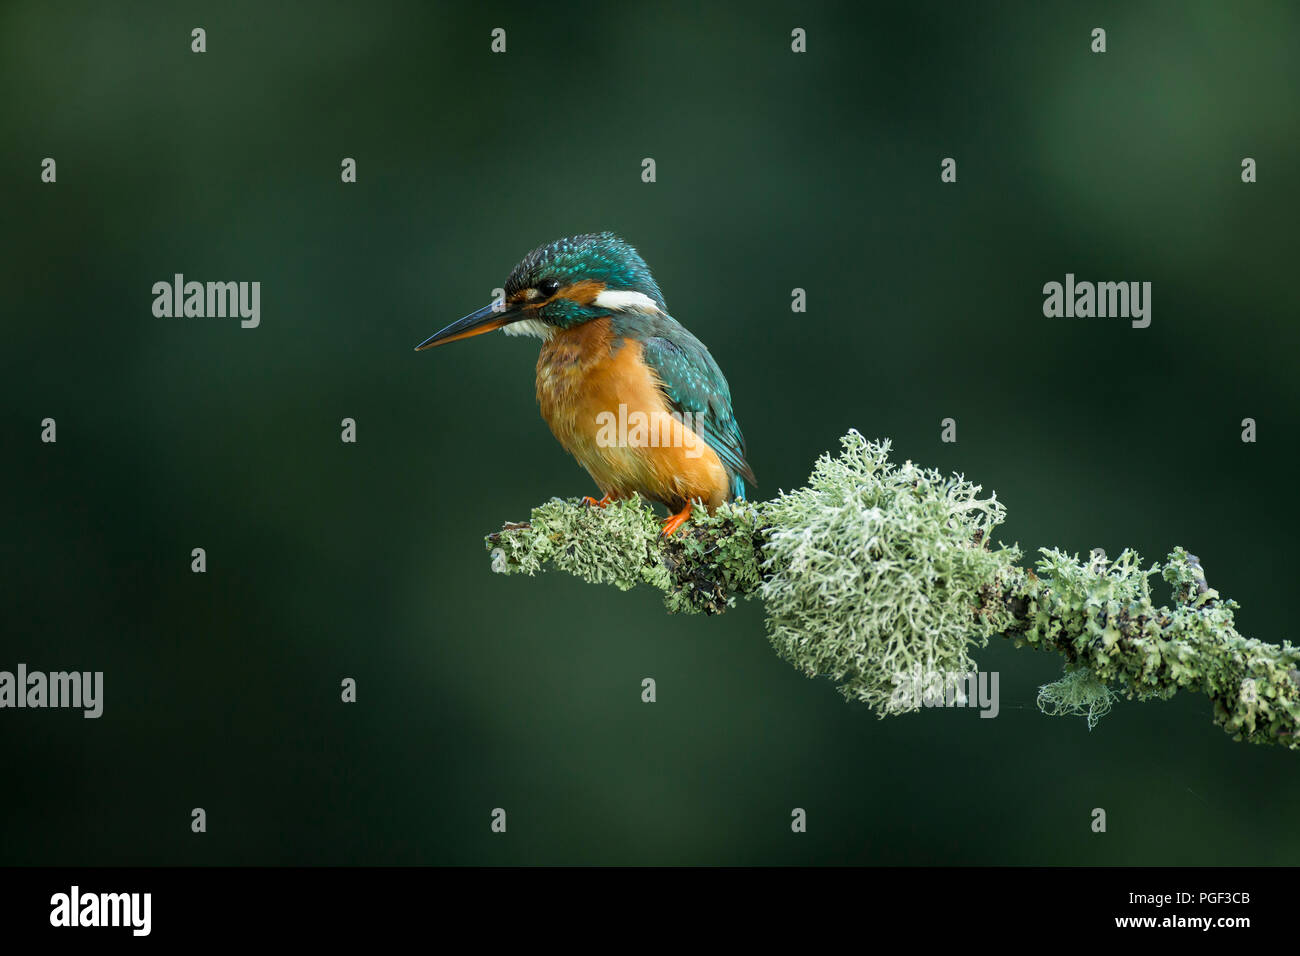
[660,503,693,538]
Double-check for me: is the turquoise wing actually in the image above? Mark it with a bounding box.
[636,323,756,499]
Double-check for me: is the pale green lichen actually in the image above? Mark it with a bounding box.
[482,430,1300,750]
[659,499,764,614]
[485,495,763,614]
[487,496,668,591]
[758,431,1021,714]
[1012,546,1300,745]
[1038,666,1118,730]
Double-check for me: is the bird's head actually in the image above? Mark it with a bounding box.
[415,232,665,350]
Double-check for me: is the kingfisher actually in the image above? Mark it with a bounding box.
[414,232,755,536]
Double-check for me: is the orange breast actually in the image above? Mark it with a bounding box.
[535,318,730,510]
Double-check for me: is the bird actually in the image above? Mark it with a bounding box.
[414,232,755,537]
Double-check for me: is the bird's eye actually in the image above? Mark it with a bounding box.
[538,278,561,298]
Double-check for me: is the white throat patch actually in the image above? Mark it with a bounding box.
[502,318,555,341]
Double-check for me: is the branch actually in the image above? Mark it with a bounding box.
[485,432,1300,750]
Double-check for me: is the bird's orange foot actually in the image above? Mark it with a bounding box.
[660,503,693,538]
[581,494,613,509]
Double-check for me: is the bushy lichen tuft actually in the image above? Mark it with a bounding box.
[484,495,765,613]
[486,496,668,591]
[1019,547,1164,689]
[1038,666,1118,729]
[758,430,1021,714]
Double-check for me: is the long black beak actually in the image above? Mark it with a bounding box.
[414,302,516,351]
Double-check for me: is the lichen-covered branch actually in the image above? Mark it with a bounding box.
[485,431,1300,750]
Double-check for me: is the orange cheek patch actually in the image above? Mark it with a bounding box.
[559,279,606,305]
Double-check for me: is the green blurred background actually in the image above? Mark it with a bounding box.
[3,0,1298,864]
